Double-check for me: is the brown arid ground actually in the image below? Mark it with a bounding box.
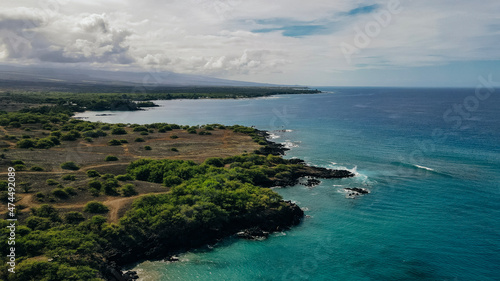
[0,124,262,223]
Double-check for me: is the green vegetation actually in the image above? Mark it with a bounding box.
[115,174,132,181]
[111,127,127,135]
[108,139,122,146]
[65,211,85,224]
[0,87,320,112]
[61,161,80,170]
[87,170,101,178]
[0,153,307,280]
[105,155,119,161]
[83,201,109,214]
[120,184,137,197]
[144,145,152,150]
[30,165,44,171]
[46,179,59,186]
[52,188,69,199]
[62,174,76,181]
[0,88,325,280]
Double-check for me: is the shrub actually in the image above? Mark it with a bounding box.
[89,188,100,197]
[9,121,21,128]
[20,182,32,193]
[85,137,93,142]
[89,180,102,190]
[170,135,178,139]
[65,211,85,224]
[140,131,149,135]
[144,145,152,150]
[62,174,76,181]
[163,175,182,187]
[35,192,45,201]
[103,181,119,196]
[61,162,80,170]
[198,131,211,135]
[134,137,145,142]
[120,184,137,197]
[115,174,132,181]
[0,181,7,191]
[13,164,26,171]
[171,148,178,152]
[63,186,77,196]
[105,155,119,161]
[51,188,69,199]
[111,127,127,135]
[87,170,100,178]
[25,216,51,230]
[108,139,122,146]
[60,130,81,141]
[35,138,55,149]
[16,139,35,148]
[11,160,25,165]
[133,126,148,132]
[46,179,59,186]
[83,201,109,213]
[50,130,62,137]
[119,139,128,144]
[204,157,224,167]
[101,173,115,179]
[30,166,44,171]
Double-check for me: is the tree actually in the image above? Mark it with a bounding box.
[108,139,122,146]
[65,211,85,224]
[111,127,127,135]
[87,170,101,178]
[121,184,138,197]
[105,155,118,161]
[61,162,80,170]
[17,139,35,148]
[84,201,109,214]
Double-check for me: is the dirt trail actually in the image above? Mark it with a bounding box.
[2,191,171,223]
[0,162,130,176]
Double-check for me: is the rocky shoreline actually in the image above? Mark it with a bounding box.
[108,129,354,281]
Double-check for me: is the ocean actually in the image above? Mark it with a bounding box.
[75,88,500,280]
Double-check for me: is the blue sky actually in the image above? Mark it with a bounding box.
[1,0,499,87]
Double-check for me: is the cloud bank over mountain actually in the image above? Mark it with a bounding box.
[1,0,499,86]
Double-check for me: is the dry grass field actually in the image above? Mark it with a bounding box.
[0,124,262,223]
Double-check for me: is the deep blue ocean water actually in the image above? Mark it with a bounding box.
[76,88,500,280]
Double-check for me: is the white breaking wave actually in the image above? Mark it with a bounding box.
[283,140,300,149]
[413,164,435,171]
[268,133,281,140]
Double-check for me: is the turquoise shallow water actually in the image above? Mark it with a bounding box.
[76,88,500,280]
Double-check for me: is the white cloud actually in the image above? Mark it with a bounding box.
[0,0,499,85]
